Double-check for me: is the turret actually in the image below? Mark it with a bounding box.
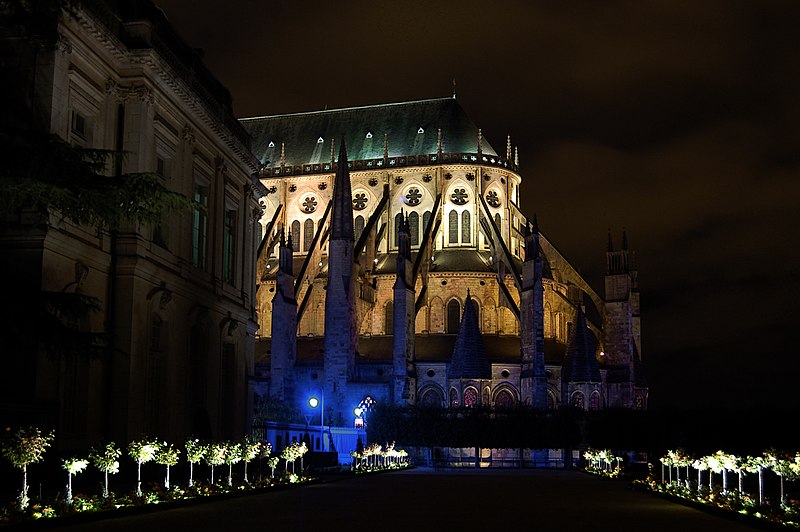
[323,140,357,419]
[392,213,416,405]
[520,217,547,409]
[270,228,297,400]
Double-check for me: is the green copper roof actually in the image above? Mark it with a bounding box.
[241,98,498,168]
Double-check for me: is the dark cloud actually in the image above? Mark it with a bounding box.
[157,0,800,412]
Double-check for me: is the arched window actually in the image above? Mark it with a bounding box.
[590,391,601,411]
[449,387,459,407]
[420,387,444,408]
[470,299,480,331]
[303,219,314,252]
[291,220,300,252]
[422,211,431,237]
[354,215,365,242]
[463,387,478,407]
[572,392,585,409]
[448,210,458,244]
[446,299,460,333]
[461,211,471,243]
[394,212,403,247]
[494,213,501,234]
[409,211,419,247]
[385,301,393,335]
[634,393,644,411]
[494,389,516,409]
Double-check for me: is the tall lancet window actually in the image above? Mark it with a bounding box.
[446,299,460,333]
[291,220,300,252]
[303,219,314,252]
[354,215,365,242]
[461,211,471,243]
[394,212,404,247]
[385,301,394,335]
[409,212,419,247]
[448,211,458,244]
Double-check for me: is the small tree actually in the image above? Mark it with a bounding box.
[128,439,158,498]
[62,457,89,506]
[154,442,180,490]
[239,438,261,484]
[743,454,770,505]
[258,441,273,482]
[691,457,708,491]
[89,442,121,498]
[0,427,55,510]
[267,456,279,479]
[224,442,242,487]
[185,439,207,487]
[205,443,227,485]
[766,449,797,504]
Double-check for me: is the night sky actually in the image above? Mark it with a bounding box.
[155,0,800,413]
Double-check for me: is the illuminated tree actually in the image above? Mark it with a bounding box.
[154,442,180,490]
[185,439,207,487]
[89,442,121,498]
[765,449,798,504]
[0,427,54,510]
[743,454,770,505]
[224,442,242,487]
[128,439,158,498]
[238,438,261,484]
[691,456,709,491]
[62,457,88,506]
[205,443,227,485]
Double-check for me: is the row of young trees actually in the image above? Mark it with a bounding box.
[0,427,310,513]
[350,442,410,471]
[658,449,800,506]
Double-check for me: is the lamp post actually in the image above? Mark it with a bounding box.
[308,393,325,452]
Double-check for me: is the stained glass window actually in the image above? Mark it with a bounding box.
[291,220,300,252]
[449,388,459,407]
[494,389,516,409]
[448,211,458,243]
[461,211,471,243]
[463,387,478,407]
[354,215,365,242]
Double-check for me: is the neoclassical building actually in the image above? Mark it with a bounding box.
[246,97,646,430]
[1,0,261,447]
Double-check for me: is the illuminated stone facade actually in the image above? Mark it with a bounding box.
[245,98,647,426]
[0,1,261,447]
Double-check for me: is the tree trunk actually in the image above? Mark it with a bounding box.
[66,472,73,505]
[136,462,142,497]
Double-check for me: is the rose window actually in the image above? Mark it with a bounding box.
[302,196,317,213]
[405,187,422,206]
[485,190,501,208]
[450,188,468,205]
[352,192,368,211]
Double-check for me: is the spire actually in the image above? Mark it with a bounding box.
[330,137,335,163]
[532,213,539,234]
[383,133,389,162]
[437,128,443,157]
[280,142,286,168]
[331,140,354,241]
[607,228,613,252]
[514,146,519,167]
[561,305,601,383]
[452,78,456,99]
[506,135,512,161]
[477,128,483,155]
[449,292,491,379]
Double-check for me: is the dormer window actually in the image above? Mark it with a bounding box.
[317,136,324,143]
[366,131,373,139]
[417,127,424,134]
[268,141,275,148]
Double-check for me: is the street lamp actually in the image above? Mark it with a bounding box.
[308,393,325,452]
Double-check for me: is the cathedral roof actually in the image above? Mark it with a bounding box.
[561,306,602,383]
[241,97,498,168]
